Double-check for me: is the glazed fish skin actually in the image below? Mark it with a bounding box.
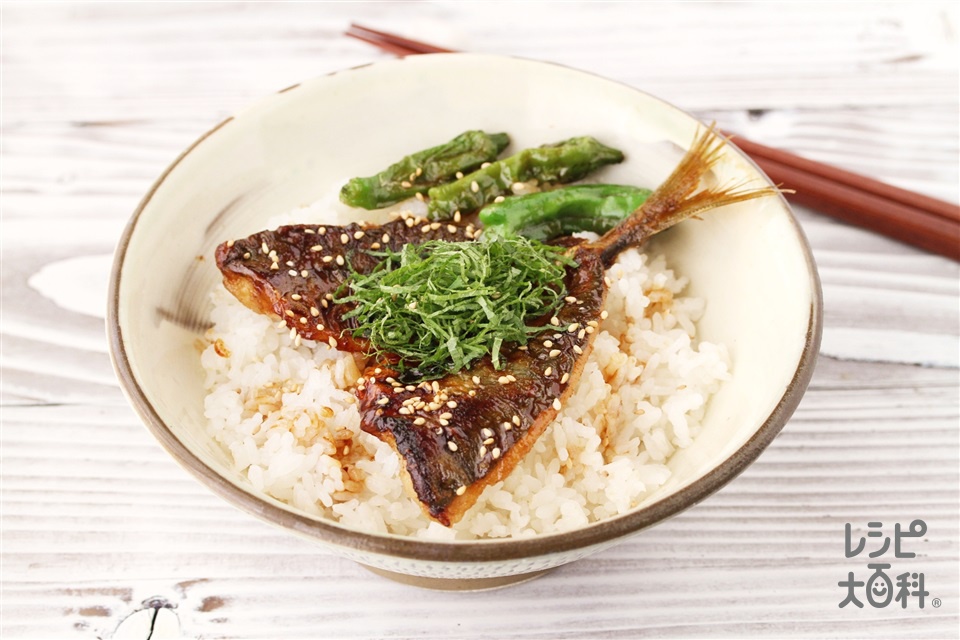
[356,246,606,526]
[215,215,478,351]
[216,127,779,527]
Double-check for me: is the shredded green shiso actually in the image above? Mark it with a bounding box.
[338,236,576,378]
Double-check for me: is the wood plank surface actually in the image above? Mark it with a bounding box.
[2,2,958,638]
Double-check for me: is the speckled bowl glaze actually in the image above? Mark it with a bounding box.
[108,53,822,589]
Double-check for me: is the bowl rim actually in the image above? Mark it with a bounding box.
[107,52,823,563]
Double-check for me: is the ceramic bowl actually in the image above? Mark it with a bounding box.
[108,53,822,590]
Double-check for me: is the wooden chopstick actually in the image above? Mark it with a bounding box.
[344,24,960,261]
[745,153,960,258]
[345,23,453,55]
[727,134,960,225]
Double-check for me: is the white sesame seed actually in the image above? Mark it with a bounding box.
[316,323,324,331]
[506,375,516,382]
[502,421,512,430]
[568,323,579,332]
[455,171,464,179]
[270,263,279,270]
[578,329,586,339]
[413,417,426,426]
[317,227,326,235]
[401,180,412,188]
[481,428,493,438]
[310,245,323,252]
[573,345,583,355]
[285,310,294,317]
[448,441,458,452]
[561,373,570,384]
[398,407,411,415]
[336,255,345,266]
[498,376,511,385]
[493,195,505,203]
[439,419,449,426]
[243,252,251,259]
[415,192,425,201]
[304,228,315,234]
[377,397,389,405]
[300,270,309,277]
[472,376,481,385]
[600,310,609,320]
[492,447,501,459]
[586,326,595,334]
[328,336,338,348]
[299,317,307,324]
[453,211,462,223]
[447,401,457,408]
[456,485,466,495]
[447,224,457,234]
[322,256,333,263]
[553,398,562,410]
[511,182,524,191]
[470,181,480,193]
[469,390,477,397]
[565,296,577,303]
[512,415,521,426]
[550,316,560,326]
[288,269,298,276]
[439,412,453,420]
[544,340,553,348]
[549,349,561,358]
[354,231,365,240]
[416,167,423,176]
[544,366,552,376]
[408,301,417,310]
[289,327,297,339]
[291,293,302,300]
[261,241,269,254]
[226,239,235,247]
[370,242,381,250]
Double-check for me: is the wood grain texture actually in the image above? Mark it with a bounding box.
[2,2,958,639]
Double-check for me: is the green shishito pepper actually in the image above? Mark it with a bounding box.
[479,184,652,242]
[340,130,510,209]
[426,137,625,220]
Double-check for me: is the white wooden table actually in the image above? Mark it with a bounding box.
[3,3,958,638]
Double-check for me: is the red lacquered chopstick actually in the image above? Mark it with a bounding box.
[344,24,960,261]
[346,23,454,55]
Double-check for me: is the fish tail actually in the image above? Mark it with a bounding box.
[593,124,781,266]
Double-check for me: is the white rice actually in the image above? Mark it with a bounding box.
[200,200,730,541]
